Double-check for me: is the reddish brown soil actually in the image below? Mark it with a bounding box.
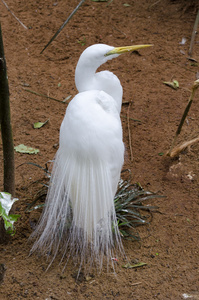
[0,0,199,299]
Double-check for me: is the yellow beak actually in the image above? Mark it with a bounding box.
[105,44,153,56]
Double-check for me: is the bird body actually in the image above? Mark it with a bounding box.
[60,89,124,236]
[31,43,152,271]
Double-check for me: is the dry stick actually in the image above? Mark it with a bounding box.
[121,115,141,123]
[112,25,127,37]
[167,79,199,156]
[169,137,199,158]
[130,282,142,286]
[24,88,66,103]
[40,0,86,54]
[127,101,133,161]
[148,0,163,9]
[1,0,28,30]
[188,9,199,57]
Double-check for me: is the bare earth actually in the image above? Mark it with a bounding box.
[0,0,199,299]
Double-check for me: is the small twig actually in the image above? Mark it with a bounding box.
[130,282,142,286]
[168,136,199,158]
[127,101,133,161]
[112,25,127,37]
[148,0,162,9]
[1,0,28,30]
[188,9,199,57]
[40,0,86,54]
[24,88,67,103]
[17,162,51,174]
[167,79,199,156]
[106,0,113,6]
[121,115,141,123]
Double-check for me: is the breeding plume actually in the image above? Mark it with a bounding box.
[31,44,152,271]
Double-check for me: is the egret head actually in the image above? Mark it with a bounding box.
[78,44,117,67]
[78,43,153,66]
[75,43,153,104]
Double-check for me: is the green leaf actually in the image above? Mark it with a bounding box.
[14,144,39,154]
[0,192,20,235]
[0,192,18,216]
[163,80,179,90]
[123,3,131,6]
[33,120,49,129]
[173,80,179,88]
[122,262,147,269]
[8,214,21,222]
[158,152,164,156]
[4,218,13,231]
[77,36,86,46]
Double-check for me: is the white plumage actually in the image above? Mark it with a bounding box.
[31,43,151,272]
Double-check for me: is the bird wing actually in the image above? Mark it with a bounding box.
[60,90,124,167]
[60,89,124,209]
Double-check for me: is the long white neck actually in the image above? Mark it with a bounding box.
[75,52,123,113]
[75,58,99,92]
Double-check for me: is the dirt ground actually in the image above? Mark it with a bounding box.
[0,0,199,299]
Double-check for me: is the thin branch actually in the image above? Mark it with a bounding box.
[130,282,142,286]
[121,115,141,123]
[112,25,126,37]
[148,0,162,9]
[40,0,86,54]
[106,0,113,6]
[1,0,28,30]
[24,88,69,103]
[169,136,199,158]
[167,79,199,156]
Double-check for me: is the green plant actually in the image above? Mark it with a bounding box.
[0,192,20,235]
[77,36,86,46]
[114,174,163,240]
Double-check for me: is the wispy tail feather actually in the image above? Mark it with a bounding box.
[31,148,124,271]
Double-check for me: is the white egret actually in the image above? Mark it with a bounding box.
[31,44,152,272]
